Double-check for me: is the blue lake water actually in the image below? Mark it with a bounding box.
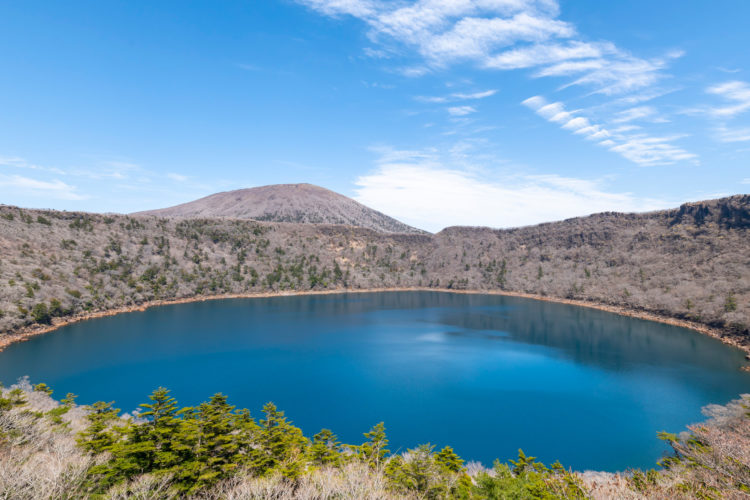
[1,291,748,471]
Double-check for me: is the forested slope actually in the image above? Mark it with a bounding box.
[0,195,748,344]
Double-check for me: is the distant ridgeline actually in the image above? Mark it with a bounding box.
[0,194,748,345]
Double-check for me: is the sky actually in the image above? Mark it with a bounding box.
[0,0,748,232]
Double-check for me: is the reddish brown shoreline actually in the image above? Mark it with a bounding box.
[1,287,746,358]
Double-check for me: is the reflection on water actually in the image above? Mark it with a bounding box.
[0,291,747,472]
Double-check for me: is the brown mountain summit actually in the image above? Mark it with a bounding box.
[134,183,426,234]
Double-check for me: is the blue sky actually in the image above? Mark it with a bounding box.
[0,0,748,231]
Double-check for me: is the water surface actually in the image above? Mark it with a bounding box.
[1,291,748,471]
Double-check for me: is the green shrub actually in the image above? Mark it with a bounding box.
[474,450,587,499]
[33,383,53,396]
[726,292,738,312]
[49,298,64,317]
[31,303,51,324]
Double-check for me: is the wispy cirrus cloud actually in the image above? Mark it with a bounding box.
[0,156,67,175]
[0,174,86,201]
[298,0,377,18]
[523,96,696,166]
[0,156,143,181]
[0,155,212,210]
[714,126,750,143]
[700,81,750,146]
[354,146,672,231]
[297,0,675,96]
[167,173,189,182]
[706,80,750,118]
[484,40,613,70]
[297,0,693,166]
[611,106,657,123]
[416,89,498,103]
[447,105,477,116]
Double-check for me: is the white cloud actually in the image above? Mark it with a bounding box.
[714,126,750,143]
[0,155,224,211]
[298,0,675,96]
[167,173,189,182]
[484,41,610,69]
[416,89,497,103]
[561,116,590,131]
[298,0,376,17]
[534,101,572,123]
[609,135,696,166]
[706,80,750,117]
[611,106,655,123]
[0,157,142,182]
[610,125,640,133]
[562,55,669,95]
[523,96,696,166]
[0,156,67,175]
[299,1,691,164]
[368,0,565,59]
[533,59,604,77]
[419,14,574,63]
[0,174,86,200]
[622,89,680,107]
[353,147,671,231]
[447,105,477,116]
[453,89,498,100]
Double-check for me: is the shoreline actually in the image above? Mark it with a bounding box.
[0,287,746,357]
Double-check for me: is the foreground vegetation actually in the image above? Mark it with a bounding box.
[1,379,749,499]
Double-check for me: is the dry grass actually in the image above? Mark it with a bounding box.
[0,380,95,499]
[197,463,405,500]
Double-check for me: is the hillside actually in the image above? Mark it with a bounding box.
[134,183,425,234]
[0,194,748,348]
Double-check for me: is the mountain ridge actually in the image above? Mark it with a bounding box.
[133,183,427,234]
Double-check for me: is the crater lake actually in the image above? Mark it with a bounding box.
[1,291,748,471]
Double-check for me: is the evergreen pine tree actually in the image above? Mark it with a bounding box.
[310,428,343,467]
[435,445,464,473]
[78,401,120,454]
[255,402,309,479]
[359,422,389,469]
[196,393,242,483]
[140,387,180,470]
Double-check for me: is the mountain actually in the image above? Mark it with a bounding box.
[133,183,426,234]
